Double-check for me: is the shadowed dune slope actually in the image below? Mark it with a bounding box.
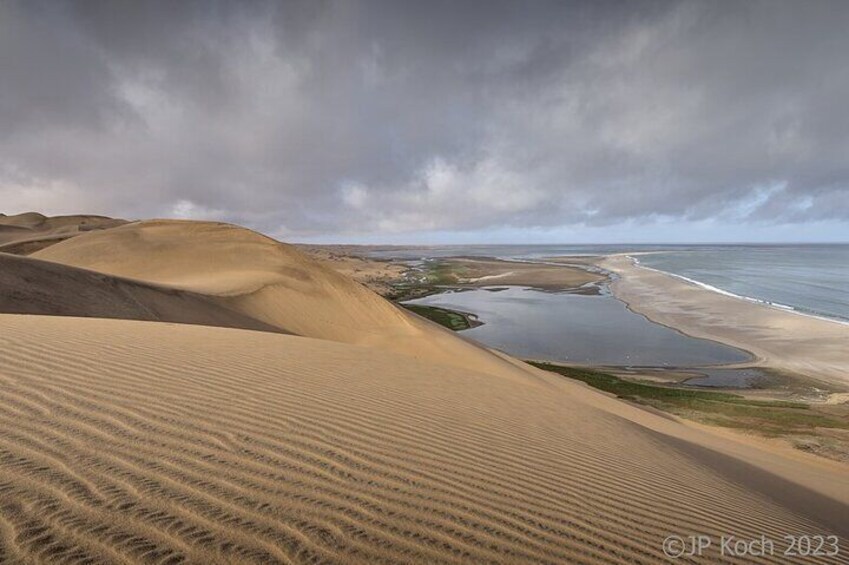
[0,314,846,564]
[0,253,283,333]
[33,220,521,377]
[0,213,127,254]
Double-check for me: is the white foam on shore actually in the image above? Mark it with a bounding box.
[627,255,849,327]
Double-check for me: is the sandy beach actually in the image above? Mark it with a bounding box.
[601,254,849,389]
[0,215,846,562]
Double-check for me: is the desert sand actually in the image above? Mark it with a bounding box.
[0,212,126,254]
[0,253,283,334]
[601,255,849,389]
[296,245,408,297]
[0,218,846,563]
[2,315,848,563]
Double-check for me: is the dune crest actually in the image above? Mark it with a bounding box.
[0,253,283,334]
[0,213,127,254]
[32,220,523,377]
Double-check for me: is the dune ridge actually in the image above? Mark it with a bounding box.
[32,220,525,377]
[0,314,845,564]
[0,253,283,333]
[0,213,126,254]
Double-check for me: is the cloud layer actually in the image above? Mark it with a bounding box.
[2,0,848,240]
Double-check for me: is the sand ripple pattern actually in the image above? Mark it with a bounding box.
[0,315,844,564]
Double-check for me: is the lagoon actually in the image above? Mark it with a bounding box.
[405,286,752,368]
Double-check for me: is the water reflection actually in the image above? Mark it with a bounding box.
[406,286,752,368]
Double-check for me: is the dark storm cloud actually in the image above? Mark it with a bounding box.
[1,0,847,237]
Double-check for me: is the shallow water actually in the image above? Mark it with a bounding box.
[680,368,768,388]
[405,286,751,368]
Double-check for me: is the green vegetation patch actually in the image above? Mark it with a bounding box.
[385,260,470,301]
[402,304,476,331]
[530,362,849,436]
[423,261,469,285]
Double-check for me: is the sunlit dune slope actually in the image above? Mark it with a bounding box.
[0,314,845,564]
[33,220,520,376]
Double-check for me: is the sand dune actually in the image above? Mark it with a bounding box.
[33,220,523,377]
[0,213,126,254]
[295,245,408,297]
[0,314,846,564]
[0,253,282,334]
[0,212,124,233]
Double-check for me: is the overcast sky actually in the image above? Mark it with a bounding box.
[2,0,848,243]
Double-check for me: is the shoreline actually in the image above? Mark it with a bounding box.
[600,254,849,389]
[630,256,849,328]
[306,243,848,391]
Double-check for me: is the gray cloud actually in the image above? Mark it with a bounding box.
[1,0,847,238]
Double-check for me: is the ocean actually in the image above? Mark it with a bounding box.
[633,245,849,324]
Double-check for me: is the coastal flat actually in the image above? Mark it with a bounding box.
[601,255,849,388]
[427,257,604,291]
[0,313,847,564]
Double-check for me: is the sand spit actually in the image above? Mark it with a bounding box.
[601,255,849,388]
[0,314,846,564]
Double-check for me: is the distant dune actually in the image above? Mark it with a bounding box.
[0,212,127,254]
[0,215,845,563]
